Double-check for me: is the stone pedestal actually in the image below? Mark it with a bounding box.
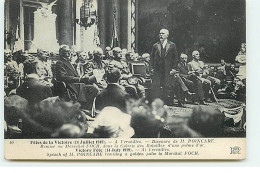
[30,7,59,53]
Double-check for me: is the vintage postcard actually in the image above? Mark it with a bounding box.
[4,0,246,160]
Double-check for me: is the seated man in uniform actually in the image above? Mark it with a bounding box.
[121,48,128,61]
[107,47,125,71]
[107,47,140,99]
[215,59,227,82]
[4,49,20,95]
[87,47,107,72]
[125,51,135,62]
[104,46,113,61]
[188,50,220,102]
[4,49,19,71]
[85,47,107,89]
[226,63,238,81]
[36,49,53,86]
[74,51,88,77]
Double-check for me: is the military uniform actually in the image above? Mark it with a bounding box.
[37,60,53,87]
[187,59,220,100]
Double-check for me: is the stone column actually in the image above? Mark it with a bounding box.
[120,0,128,49]
[105,0,121,48]
[4,0,10,49]
[128,0,137,52]
[75,0,82,51]
[57,0,73,46]
[98,0,126,49]
[113,0,120,46]
[19,0,24,49]
[97,0,106,50]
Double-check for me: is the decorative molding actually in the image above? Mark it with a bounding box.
[130,0,136,52]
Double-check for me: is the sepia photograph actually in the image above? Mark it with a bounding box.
[3,0,246,160]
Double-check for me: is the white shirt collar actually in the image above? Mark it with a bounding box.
[27,73,40,80]
[161,39,168,49]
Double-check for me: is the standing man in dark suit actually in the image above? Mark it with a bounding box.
[95,68,129,113]
[150,29,179,103]
[55,45,98,109]
[16,58,53,105]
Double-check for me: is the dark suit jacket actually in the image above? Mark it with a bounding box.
[150,40,178,87]
[56,57,96,84]
[55,57,96,102]
[16,77,53,104]
[95,84,129,113]
[177,62,189,78]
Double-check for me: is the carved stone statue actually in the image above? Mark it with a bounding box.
[29,0,59,53]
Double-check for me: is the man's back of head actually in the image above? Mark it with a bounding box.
[106,68,121,84]
[23,58,39,76]
[93,47,104,62]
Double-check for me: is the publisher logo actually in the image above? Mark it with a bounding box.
[230,146,241,154]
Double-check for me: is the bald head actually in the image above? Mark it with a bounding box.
[192,50,200,60]
[37,49,49,61]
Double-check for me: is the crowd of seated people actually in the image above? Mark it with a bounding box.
[175,50,246,105]
[4,44,246,139]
